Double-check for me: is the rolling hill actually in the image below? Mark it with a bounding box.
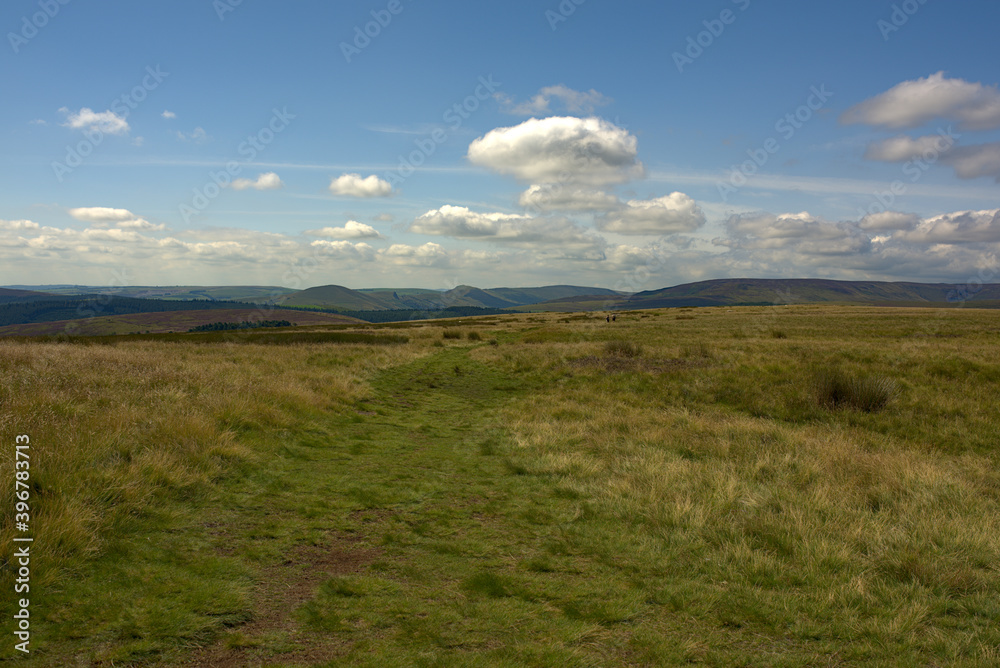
[518,278,1000,312]
[5,285,298,302]
[275,284,623,310]
[624,278,1000,309]
[0,308,362,337]
[0,287,55,303]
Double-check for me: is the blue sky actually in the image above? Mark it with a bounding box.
[2,0,999,290]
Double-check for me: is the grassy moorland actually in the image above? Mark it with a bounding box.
[2,305,1000,666]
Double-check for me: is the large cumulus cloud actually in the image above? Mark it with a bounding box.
[467,116,643,186]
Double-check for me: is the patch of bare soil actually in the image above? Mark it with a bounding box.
[183,534,380,667]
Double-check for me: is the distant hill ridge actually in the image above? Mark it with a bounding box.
[275,284,623,310]
[8,279,1000,319]
[624,278,1000,309]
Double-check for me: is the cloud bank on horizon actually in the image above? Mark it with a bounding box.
[3,0,999,289]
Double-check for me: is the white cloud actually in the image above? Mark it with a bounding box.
[118,218,166,231]
[519,185,619,212]
[231,172,284,191]
[597,193,706,236]
[941,142,1000,181]
[410,206,525,238]
[82,228,143,243]
[409,205,603,251]
[0,219,41,231]
[310,240,377,261]
[858,211,920,231]
[496,85,612,115]
[306,221,383,240]
[60,107,130,135]
[372,213,395,222]
[67,207,165,232]
[841,72,1000,130]
[329,173,393,198]
[895,209,1000,244]
[381,242,449,267]
[162,110,176,119]
[602,244,662,270]
[467,116,643,186]
[863,134,957,161]
[68,207,136,224]
[720,212,870,256]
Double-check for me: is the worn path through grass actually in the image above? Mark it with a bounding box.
[180,344,598,666]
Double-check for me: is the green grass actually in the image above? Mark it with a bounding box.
[2,306,1000,665]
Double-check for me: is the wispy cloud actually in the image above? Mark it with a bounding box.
[496,85,612,115]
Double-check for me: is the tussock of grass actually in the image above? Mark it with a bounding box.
[814,367,897,412]
[603,339,642,357]
[442,329,462,339]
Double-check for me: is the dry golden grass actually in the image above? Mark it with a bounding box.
[0,339,424,592]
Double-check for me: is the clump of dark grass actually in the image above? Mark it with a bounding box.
[467,331,482,341]
[462,571,511,598]
[814,368,897,412]
[681,342,712,359]
[604,340,642,358]
[442,329,462,340]
[770,329,788,339]
[676,314,696,321]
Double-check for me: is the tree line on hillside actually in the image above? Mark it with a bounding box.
[188,320,293,332]
[335,306,509,322]
[251,304,509,322]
